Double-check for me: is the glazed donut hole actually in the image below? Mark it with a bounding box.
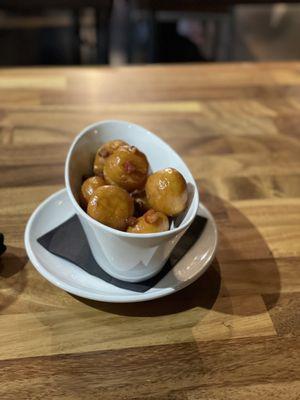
[80,140,189,233]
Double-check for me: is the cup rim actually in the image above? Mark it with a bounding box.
[65,119,199,239]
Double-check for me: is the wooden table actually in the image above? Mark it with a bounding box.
[0,62,299,399]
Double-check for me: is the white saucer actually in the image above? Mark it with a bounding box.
[25,189,218,303]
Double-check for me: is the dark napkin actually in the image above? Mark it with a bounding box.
[37,215,207,293]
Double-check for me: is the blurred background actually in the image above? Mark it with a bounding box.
[0,0,300,66]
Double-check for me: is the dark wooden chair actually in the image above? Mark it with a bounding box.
[0,0,113,64]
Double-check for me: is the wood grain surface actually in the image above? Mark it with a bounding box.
[0,62,300,399]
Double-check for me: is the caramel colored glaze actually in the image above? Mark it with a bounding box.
[127,209,169,234]
[103,145,149,191]
[80,175,106,207]
[93,139,127,175]
[131,189,151,216]
[146,168,188,216]
[87,185,134,231]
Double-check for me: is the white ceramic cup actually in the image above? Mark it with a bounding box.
[65,120,199,282]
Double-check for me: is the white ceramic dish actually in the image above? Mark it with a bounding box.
[24,189,218,303]
[65,120,199,282]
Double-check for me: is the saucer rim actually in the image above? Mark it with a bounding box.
[24,188,218,303]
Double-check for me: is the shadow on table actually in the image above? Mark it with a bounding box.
[73,192,280,317]
[199,191,281,316]
[73,259,221,317]
[0,247,28,311]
